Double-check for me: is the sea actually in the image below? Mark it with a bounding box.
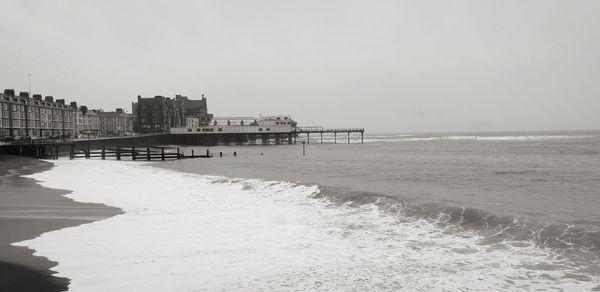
[16,130,600,291]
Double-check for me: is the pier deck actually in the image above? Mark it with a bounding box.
[294,127,364,144]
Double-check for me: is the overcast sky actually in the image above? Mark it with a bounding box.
[1,0,599,133]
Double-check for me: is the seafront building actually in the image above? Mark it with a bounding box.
[72,105,101,137]
[170,115,296,134]
[98,108,133,136]
[0,89,75,139]
[132,94,212,134]
[1,88,135,141]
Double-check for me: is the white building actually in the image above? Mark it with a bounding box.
[171,115,296,134]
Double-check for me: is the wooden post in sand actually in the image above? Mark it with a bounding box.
[146,147,150,161]
[132,146,136,161]
[101,146,106,160]
[161,148,165,161]
[116,146,121,160]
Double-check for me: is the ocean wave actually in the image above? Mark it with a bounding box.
[17,160,600,291]
[315,187,600,256]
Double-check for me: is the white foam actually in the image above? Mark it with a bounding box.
[16,160,599,291]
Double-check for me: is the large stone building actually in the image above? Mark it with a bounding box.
[0,89,75,140]
[132,94,211,133]
[178,94,212,125]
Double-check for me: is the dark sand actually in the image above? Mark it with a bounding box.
[0,155,122,291]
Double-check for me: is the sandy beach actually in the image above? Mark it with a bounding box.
[0,155,121,291]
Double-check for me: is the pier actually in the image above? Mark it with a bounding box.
[294,127,364,144]
[1,126,365,159]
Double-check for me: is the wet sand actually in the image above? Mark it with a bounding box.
[0,155,122,291]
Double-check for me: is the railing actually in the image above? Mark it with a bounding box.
[295,127,364,133]
[295,126,324,132]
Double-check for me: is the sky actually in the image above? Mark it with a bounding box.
[1,0,599,133]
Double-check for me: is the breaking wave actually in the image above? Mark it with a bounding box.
[17,160,600,291]
[318,187,600,253]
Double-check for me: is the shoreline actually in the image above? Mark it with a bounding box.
[0,155,122,292]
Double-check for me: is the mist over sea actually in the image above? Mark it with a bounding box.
[18,130,600,291]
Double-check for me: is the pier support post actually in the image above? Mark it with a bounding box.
[132,146,136,161]
[101,147,106,160]
[307,133,310,144]
[348,131,350,144]
[334,132,337,144]
[191,149,195,158]
[177,147,180,159]
[206,149,209,157]
[320,132,323,144]
[116,146,121,160]
[86,145,91,159]
[69,144,74,160]
[161,148,165,161]
[361,131,363,143]
[19,146,23,156]
[146,147,150,161]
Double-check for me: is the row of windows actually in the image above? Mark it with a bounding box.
[188,127,273,132]
[0,103,74,115]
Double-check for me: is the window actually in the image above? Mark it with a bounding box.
[218,128,223,132]
[259,128,263,131]
[266,128,270,131]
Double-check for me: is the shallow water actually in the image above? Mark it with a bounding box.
[16,130,600,291]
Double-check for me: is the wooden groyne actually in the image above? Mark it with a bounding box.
[69,145,212,161]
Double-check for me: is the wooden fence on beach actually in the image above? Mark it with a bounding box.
[69,145,212,161]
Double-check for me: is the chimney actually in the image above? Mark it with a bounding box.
[70,102,78,108]
[56,99,65,105]
[45,96,54,103]
[3,89,15,96]
[116,108,123,113]
[19,92,30,98]
[32,94,43,100]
